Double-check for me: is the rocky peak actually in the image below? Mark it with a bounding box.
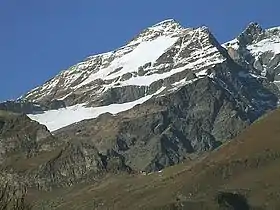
[238,22,264,46]
[148,19,184,34]
[127,19,184,45]
[223,23,280,85]
[22,20,227,114]
[15,20,280,135]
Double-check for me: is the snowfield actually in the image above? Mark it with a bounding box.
[28,87,165,132]
[76,36,178,88]
[247,38,280,56]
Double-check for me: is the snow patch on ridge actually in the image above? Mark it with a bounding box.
[119,54,225,87]
[247,38,280,56]
[28,87,166,132]
[76,36,178,88]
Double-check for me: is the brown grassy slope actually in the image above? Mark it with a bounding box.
[31,109,280,209]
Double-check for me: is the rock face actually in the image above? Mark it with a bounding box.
[0,111,131,189]
[34,140,131,189]
[21,20,226,108]
[0,100,44,114]
[1,20,280,189]
[52,59,277,172]
[0,111,53,161]
[0,99,65,114]
[224,22,280,88]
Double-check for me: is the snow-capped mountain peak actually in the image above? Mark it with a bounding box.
[24,20,276,132]
[224,22,280,83]
[1,20,280,189]
[24,20,225,109]
[127,19,184,46]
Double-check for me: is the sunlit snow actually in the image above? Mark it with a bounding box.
[28,87,165,132]
[247,38,280,56]
[76,36,178,88]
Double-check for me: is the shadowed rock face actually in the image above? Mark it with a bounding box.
[0,101,44,114]
[0,100,65,114]
[226,23,280,90]
[216,192,250,210]
[0,111,131,189]
[152,192,250,210]
[238,22,264,46]
[52,60,277,172]
[0,111,53,160]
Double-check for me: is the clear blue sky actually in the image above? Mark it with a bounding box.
[1,0,279,101]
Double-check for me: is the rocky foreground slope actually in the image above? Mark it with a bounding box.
[1,20,280,209]
[27,107,280,210]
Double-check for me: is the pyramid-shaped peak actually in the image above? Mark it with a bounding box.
[244,22,263,34]
[148,19,183,32]
[127,19,184,46]
[199,25,211,33]
[151,19,179,27]
[238,22,264,45]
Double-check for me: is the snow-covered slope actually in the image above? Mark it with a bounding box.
[28,87,165,131]
[19,20,280,132]
[224,23,280,82]
[23,19,226,107]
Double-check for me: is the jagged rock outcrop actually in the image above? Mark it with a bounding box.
[0,111,54,162]
[0,111,131,189]
[21,20,226,109]
[0,99,65,114]
[0,100,44,114]
[32,140,131,189]
[225,22,280,87]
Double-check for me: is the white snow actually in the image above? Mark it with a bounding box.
[267,26,280,32]
[168,78,199,92]
[28,87,165,132]
[56,92,72,100]
[24,22,227,107]
[222,38,239,50]
[247,38,280,56]
[223,27,280,57]
[152,19,175,27]
[196,69,208,77]
[118,54,225,87]
[76,36,178,88]
[120,66,188,86]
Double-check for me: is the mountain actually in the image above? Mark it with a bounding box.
[22,20,229,131]
[28,107,280,210]
[1,19,280,209]
[224,22,280,87]
[16,21,278,132]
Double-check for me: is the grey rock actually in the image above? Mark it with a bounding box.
[120,72,133,81]
[0,100,44,114]
[52,60,277,173]
[238,22,264,46]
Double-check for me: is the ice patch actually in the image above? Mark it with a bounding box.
[76,36,178,88]
[247,38,280,56]
[28,87,165,132]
